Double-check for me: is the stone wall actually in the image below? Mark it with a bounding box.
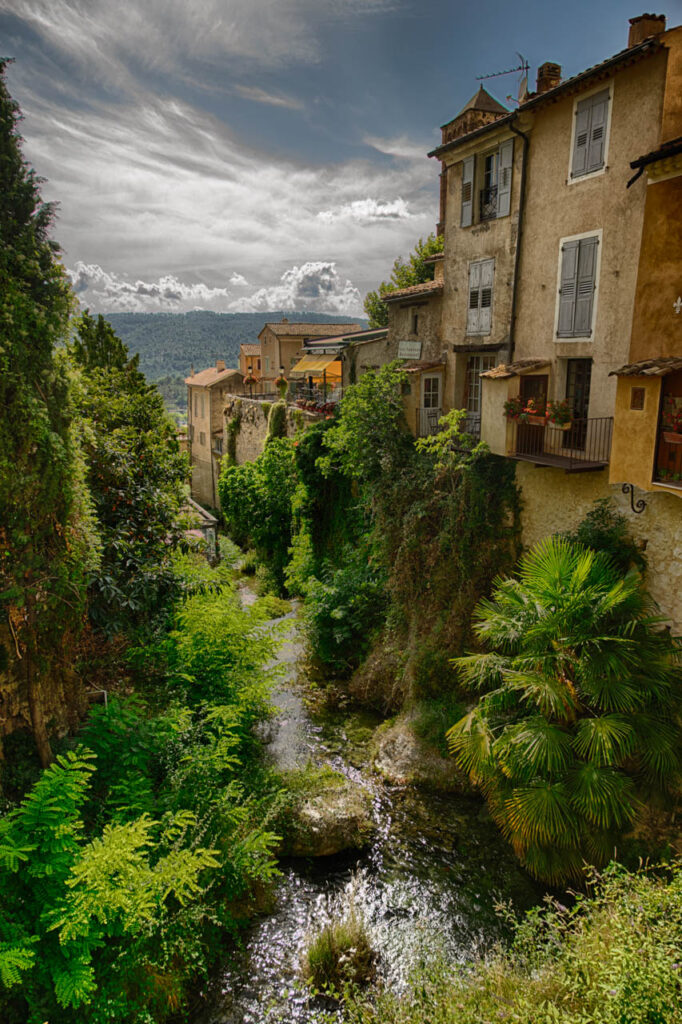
[516,462,682,631]
[223,396,322,466]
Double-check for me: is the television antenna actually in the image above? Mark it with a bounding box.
[477,53,529,105]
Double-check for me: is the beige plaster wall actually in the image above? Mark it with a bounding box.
[480,377,514,455]
[514,52,668,419]
[441,128,523,355]
[386,295,444,363]
[516,461,682,631]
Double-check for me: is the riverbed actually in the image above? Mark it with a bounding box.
[198,597,543,1023]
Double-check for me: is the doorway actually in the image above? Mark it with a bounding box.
[565,359,591,450]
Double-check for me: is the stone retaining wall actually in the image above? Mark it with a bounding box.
[223,396,323,466]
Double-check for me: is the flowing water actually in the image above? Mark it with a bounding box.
[198,595,543,1023]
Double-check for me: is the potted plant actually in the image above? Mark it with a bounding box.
[242,372,258,386]
[520,397,547,426]
[274,373,288,399]
[661,396,682,444]
[547,399,573,430]
[503,396,522,420]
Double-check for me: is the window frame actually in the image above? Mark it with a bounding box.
[467,257,495,336]
[553,229,603,342]
[567,81,613,185]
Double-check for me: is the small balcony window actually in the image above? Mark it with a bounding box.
[655,377,682,486]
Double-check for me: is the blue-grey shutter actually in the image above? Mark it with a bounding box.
[496,139,513,217]
[587,90,608,173]
[574,236,598,336]
[557,240,579,336]
[571,99,591,178]
[467,261,481,333]
[479,259,494,333]
[461,156,475,227]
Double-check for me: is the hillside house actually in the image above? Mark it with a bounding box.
[258,318,364,387]
[238,343,262,381]
[186,360,244,507]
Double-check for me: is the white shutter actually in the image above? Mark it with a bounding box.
[571,99,591,178]
[587,90,608,173]
[557,241,579,336]
[461,156,475,227]
[479,259,494,334]
[467,261,481,333]
[574,237,598,336]
[496,139,513,218]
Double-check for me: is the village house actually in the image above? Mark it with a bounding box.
[186,360,244,507]
[258,318,364,388]
[238,343,262,380]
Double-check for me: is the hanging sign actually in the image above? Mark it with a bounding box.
[398,341,422,360]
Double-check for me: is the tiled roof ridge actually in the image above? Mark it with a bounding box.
[382,280,443,302]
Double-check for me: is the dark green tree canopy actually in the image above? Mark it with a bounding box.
[363,233,444,328]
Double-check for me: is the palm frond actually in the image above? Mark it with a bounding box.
[572,715,635,766]
[568,764,637,829]
[504,781,579,845]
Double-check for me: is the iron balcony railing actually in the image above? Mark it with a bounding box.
[509,416,613,472]
[479,185,498,221]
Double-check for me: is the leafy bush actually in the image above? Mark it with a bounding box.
[344,861,682,1024]
[448,537,682,883]
[302,899,374,994]
[565,497,646,574]
[304,546,388,676]
[265,400,287,443]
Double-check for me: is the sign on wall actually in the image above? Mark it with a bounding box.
[398,341,422,360]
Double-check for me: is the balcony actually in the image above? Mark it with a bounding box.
[479,185,498,221]
[416,406,442,437]
[508,417,613,472]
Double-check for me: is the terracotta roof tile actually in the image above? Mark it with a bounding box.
[185,367,243,387]
[610,357,682,377]
[382,281,443,303]
[481,358,550,380]
[260,322,364,338]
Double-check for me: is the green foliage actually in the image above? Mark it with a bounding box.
[304,545,388,676]
[303,901,374,994]
[219,438,298,590]
[345,861,682,1024]
[565,497,646,575]
[225,399,242,466]
[0,61,97,765]
[265,400,287,444]
[448,537,682,883]
[72,321,189,634]
[363,234,443,328]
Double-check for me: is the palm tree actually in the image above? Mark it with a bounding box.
[448,537,681,884]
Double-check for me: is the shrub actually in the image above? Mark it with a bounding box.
[448,536,682,883]
[265,400,287,443]
[302,902,374,994]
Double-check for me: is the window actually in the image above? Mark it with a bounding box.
[214,437,223,454]
[257,359,261,370]
[412,310,419,334]
[571,88,609,179]
[265,356,270,373]
[630,387,645,411]
[465,354,496,415]
[200,393,205,418]
[557,235,599,338]
[461,139,512,227]
[467,259,494,335]
[199,431,206,446]
[189,425,195,441]
[194,392,198,417]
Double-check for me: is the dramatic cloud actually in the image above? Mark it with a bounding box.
[67,260,363,316]
[230,262,362,314]
[317,198,411,224]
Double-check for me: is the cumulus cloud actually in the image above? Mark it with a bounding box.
[67,260,363,316]
[317,197,411,224]
[230,262,362,315]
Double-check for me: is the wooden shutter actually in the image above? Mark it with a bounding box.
[479,259,494,333]
[557,240,579,336]
[496,139,513,217]
[587,89,608,173]
[571,98,591,178]
[461,156,475,227]
[467,261,481,333]
[574,237,598,336]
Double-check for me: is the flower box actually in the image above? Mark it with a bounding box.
[662,431,682,445]
[526,415,547,426]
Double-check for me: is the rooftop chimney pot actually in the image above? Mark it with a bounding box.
[628,13,666,48]
[536,62,562,95]
[215,359,226,371]
[281,316,289,323]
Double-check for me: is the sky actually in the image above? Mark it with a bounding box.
[1,0,675,316]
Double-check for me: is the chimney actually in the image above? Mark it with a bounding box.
[281,316,289,323]
[190,364,194,377]
[215,359,225,371]
[536,62,562,95]
[628,13,666,47]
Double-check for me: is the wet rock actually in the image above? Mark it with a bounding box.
[372,717,473,794]
[281,775,375,858]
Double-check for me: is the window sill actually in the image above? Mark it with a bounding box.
[567,165,607,185]
[554,335,593,343]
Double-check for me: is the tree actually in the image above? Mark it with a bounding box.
[0,62,96,765]
[448,537,682,884]
[363,233,444,328]
[71,318,189,634]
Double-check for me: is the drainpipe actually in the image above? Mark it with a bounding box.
[508,115,530,364]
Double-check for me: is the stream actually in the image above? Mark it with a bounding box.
[198,589,543,1023]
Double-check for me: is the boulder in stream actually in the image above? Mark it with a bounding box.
[372,716,474,794]
[279,766,375,858]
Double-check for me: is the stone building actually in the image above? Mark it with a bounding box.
[238,343,262,379]
[465,13,682,628]
[258,319,364,387]
[186,360,244,507]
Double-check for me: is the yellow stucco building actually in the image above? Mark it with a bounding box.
[186,361,244,508]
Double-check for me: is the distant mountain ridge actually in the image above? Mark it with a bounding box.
[106,310,367,380]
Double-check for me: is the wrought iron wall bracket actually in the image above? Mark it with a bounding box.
[622,483,646,514]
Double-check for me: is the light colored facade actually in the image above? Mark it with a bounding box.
[257,319,364,385]
[238,343,261,378]
[185,361,244,507]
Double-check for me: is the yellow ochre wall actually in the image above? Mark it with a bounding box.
[609,377,661,489]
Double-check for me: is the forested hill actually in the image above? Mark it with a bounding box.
[106,310,367,379]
